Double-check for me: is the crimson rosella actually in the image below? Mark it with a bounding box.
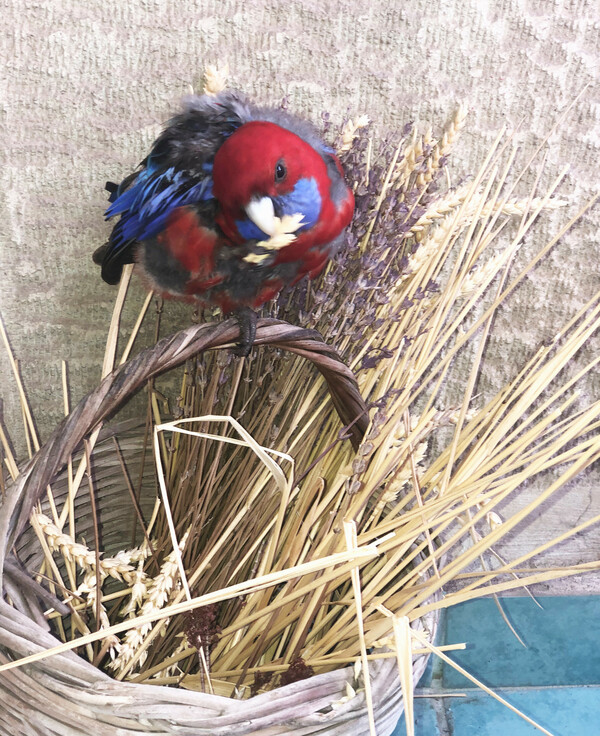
[93,91,355,354]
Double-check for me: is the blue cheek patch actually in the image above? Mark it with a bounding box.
[278,177,321,231]
[234,177,322,242]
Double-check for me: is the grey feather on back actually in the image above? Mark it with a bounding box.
[151,91,253,170]
[247,103,326,152]
[185,91,333,161]
[152,90,348,205]
[181,91,253,126]
[323,155,351,207]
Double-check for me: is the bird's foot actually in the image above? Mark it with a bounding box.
[232,308,258,357]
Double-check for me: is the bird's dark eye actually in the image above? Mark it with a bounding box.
[274,160,287,182]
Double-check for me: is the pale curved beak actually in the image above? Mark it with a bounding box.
[245,196,277,236]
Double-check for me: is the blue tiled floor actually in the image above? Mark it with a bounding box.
[443,596,600,689]
[393,698,438,735]
[448,687,600,736]
[390,596,600,736]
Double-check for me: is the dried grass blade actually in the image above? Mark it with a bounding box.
[102,264,133,378]
[0,318,39,452]
[119,290,154,365]
[343,520,376,736]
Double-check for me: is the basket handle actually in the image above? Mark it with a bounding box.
[0,318,368,584]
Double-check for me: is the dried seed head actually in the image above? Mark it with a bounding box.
[279,657,315,687]
[337,114,370,153]
[203,63,229,95]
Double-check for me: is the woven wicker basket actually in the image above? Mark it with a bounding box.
[0,318,438,736]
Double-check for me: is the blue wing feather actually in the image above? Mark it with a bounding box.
[137,175,213,240]
[101,165,214,283]
[97,90,250,285]
[106,164,213,228]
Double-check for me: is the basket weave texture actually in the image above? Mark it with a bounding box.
[0,318,437,736]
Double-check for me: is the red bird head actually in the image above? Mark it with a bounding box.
[212,120,354,248]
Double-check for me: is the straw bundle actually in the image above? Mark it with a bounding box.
[0,82,599,736]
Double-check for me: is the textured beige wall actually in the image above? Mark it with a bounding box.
[1,0,599,585]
